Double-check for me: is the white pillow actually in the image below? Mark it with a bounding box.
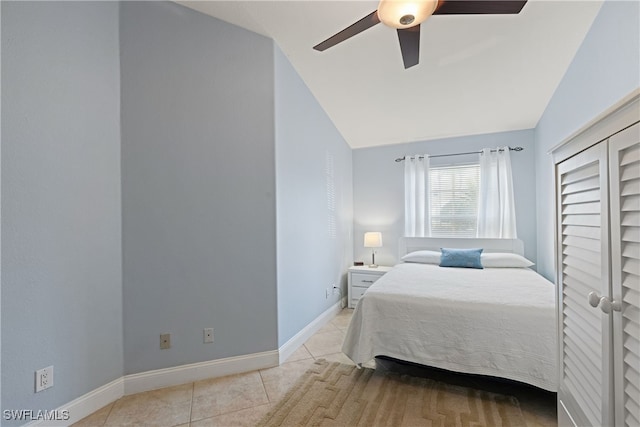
[481,252,534,268]
[402,250,534,268]
[401,250,441,264]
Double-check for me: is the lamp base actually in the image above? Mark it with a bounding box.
[368,264,378,268]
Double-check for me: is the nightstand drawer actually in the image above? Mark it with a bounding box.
[351,285,369,301]
[348,266,392,309]
[351,273,379,287]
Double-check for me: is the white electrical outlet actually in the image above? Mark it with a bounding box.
[35,366,54,392]
[203,328,214,343]
[325,287,331,299]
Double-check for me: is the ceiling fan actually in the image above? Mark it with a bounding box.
[313,0,528,69]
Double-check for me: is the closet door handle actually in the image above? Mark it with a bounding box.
[587,292,622,313]
[588,291,601,308]
[599,296,622,314]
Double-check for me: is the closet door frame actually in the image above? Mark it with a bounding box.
[551,90,640,165]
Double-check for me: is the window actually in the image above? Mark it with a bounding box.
[429,164,480,237]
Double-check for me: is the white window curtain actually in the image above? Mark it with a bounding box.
[477,147,517,238]
[404,155,431,237]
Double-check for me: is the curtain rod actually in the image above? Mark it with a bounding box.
[394,146,524,162]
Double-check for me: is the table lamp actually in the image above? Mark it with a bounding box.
[364,232,382,268]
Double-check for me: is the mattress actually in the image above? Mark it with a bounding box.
[342,262,558,391]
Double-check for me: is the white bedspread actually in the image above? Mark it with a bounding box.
[342,263,558,391]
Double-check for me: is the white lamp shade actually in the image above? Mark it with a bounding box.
[364,232,383,248]
[377,0,438,29]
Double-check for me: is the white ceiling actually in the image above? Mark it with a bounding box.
[178,0,603,149]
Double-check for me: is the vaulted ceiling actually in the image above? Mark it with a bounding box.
[178,0,603,149]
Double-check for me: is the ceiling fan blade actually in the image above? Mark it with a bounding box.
[313,10,380,51]
[434,1,527,15]
[397,25,420,69]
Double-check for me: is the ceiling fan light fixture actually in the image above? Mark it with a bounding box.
[377,0,438,29]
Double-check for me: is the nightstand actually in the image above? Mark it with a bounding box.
[348,265,393,308]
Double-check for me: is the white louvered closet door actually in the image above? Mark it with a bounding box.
[557,142,613,427]
[610,123,640,427]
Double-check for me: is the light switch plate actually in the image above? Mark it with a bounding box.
[160,333,171,349]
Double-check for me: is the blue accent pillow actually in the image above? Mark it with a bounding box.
[439,248,484,269]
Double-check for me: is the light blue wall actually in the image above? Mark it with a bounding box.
[534,0,640,281]
[274,47,353,346]
[353,130,537,267]
[121,2,278,374]
[1,0,3,407]
[1,0,354,409]
[8,0,632,414]
[1,1,123,422]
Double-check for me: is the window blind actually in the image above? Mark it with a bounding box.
[429,164,480,237]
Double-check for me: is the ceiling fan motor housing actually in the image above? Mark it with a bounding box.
[400,14,415,25]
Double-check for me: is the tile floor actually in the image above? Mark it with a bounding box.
[73,309,557,427]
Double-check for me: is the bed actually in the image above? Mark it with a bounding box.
[342,237,558,391]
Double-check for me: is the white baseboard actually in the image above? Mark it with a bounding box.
[278,300,343,364]
[123,350,279,395]
[21,351,278,426]
[23,377,124,427]
[21,303,345,426]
